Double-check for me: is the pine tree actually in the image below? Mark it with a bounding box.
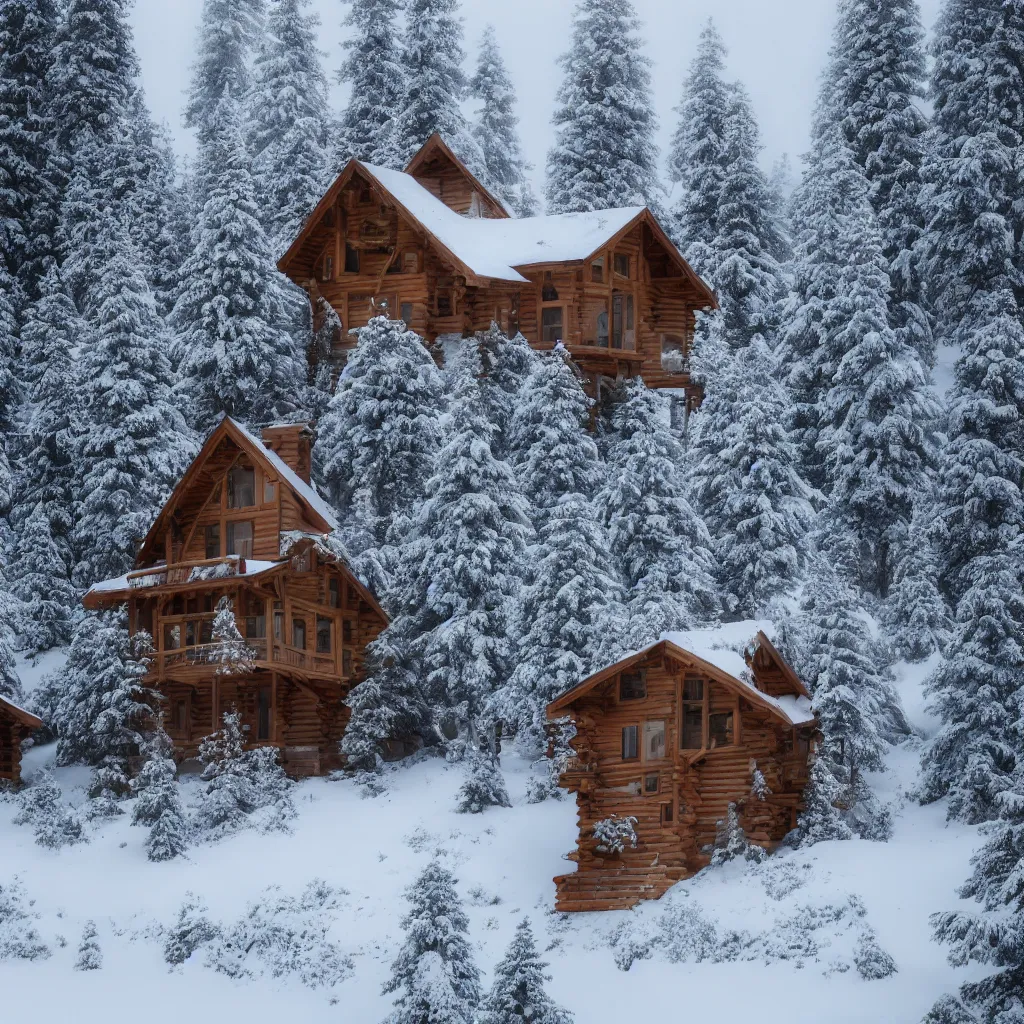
[455,745,511,814]
[709,803,765,866]
[469,27,537,217]
[667,19,729,273]
[545,0,661,215]
[477,918,574,1024]
[391,0,484,173]
[74,218,193,586]
[795,755,856,846]
[14,770,85,848]
[164,893,219,965]
[313,316,446,546]
[601,378,718,643]
[477,324,538,460]
[248,0,332,251]
[688,336,812,618]
[74,921,102,970]
[0,0,60,302]
[209,597,256,676]
[133,742,188,862]
[382,860,481,1024]
[335,0,405,167]
[827,0,932,366]
[173,90,305,430]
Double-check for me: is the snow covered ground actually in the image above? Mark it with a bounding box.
[0,654,985,1024]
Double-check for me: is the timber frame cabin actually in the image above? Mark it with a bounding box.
[279,134,717,406]
[0,694,42,786]
[83,417,388,777]
[546,626,818,912]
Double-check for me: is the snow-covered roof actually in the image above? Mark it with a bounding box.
[0,692,43,728]
[361,162,645,284]
[85,558,286,601]
[229,418,339,531]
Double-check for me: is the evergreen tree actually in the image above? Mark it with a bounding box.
[248,0,332,251]
[455,745,511,814]
[336,0,405,167]
[710,803,766,866]
[477,324,538,460]
[469,27,537,217]
[601,378,718,643]
[14,770,85,848]
[477,918,574,1024]
[313,316,446,547]
[209,597,256,676]
[132,742,188,862]
[164,893,219,965]
[75,218,193,586]
[795,755,856,846]
[382,860,481,1024]
[173,90,305,430]
[667,19,729,273]
[392,0,484,173]
[545,0,661,215]
[74,921,102,970]
[688,337,812,618]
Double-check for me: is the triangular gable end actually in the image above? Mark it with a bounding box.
[404,133,511,220]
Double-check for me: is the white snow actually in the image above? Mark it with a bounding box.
[361,162,644,283]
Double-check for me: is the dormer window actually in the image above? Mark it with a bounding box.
[591,257,605,283]
[227,467,255,508]
[541,273,559,302]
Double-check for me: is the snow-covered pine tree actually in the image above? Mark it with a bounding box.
[601,378,718,644]
[469,26,537,217]
[0,0,60,303]
[74,217,193,586]
[667,19,729,273]
[335,0,405,167]
[405,347,531,736]
[247,0,332,251]
[391,0,484,173]
[687,336,812,619]
[826,0,932,366]
[455,745,511,814]
[14,769,85,848]
[477,917,574,1024]
[709,803,766,866]
[164,893,219,965]
[0,585,22,703]
[74,921,102,970]
[132,736,188,861]
[382,860,481,1024]
[49,615,158,767]
[209,597,256,676]
[173,89,305,430]
[476,323,538,459]
[795,755,855,845]
[918,0,1024,348]
[313,315,446,547]
[545,0,661,215]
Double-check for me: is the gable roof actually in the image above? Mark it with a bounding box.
[546,624,815,729]
[404,132,512,219]
[278,138,716,305]
[134,416,338,568]
[0,693,43,731]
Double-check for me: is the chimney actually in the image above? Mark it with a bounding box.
[260,423,313,484]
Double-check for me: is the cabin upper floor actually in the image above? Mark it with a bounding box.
[278,134,716,398]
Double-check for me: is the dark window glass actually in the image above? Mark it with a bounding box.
[200,619,213,644]
[541,307,563,343]
[345,244,360,273]
[682,678,704,701]
[273,607,283,640]
[681,706,703,749]
[626,294,634,331]
[614,253,630,277]
[164,624,181,649]
[316,616,332,654]
[257,687,271,740]
[342,619,353,644]
[591,258,604,283]
[709,712,734,748]
[227,467,255,509]
[323,254,334,281]
[204,523,221,559]
[541,273,558,301]
[171,595,185,615]
[645,773,660,794]
[621,725,639,760]
[185,621,197,646]
[245,615,266,639]
[400,302,413,324]
[226,521,253,558]
[597,309,609,347]
[661,803,674,825]
[292,618,306,650]
[619,670,646,701]
[612,294,624,348]
[342,649,353,676]
[329,578,340,608]
[186,597,199,614]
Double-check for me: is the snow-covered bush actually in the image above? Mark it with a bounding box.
[455,747,511,814]
[83,758,130,820]
[750,762,772,801]
[164,893,219,967]
[14,771,85,849]
[0,880,50,961]
[591,815,638,855]
[74,920,102,970]
[710,804,767,866]
[853,930,897,979]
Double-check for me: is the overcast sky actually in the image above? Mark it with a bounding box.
[129,0,944,196]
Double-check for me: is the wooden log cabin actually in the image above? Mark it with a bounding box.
[0,693,42,786]
[546,626,818,912]
[83,417,388,777]
[278,134,717,404]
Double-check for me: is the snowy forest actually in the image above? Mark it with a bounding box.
[0,0,1022,1022]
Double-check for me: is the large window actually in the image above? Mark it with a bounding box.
[709,712,734,749]
[619,670,646,701]
[541,307,563,343]
[226,520,253,558]
[316,616,332,654]
[614,253,631,278]
[591,256,605,283]
[345,244,360,273]
[227,467,255,508]
[596,309,609,347]
[329,578,341,609]
[612,294,635,349]
[643,720,666,761]
[292,617,306,650]
[204,524,220,559]
[681,677,704,749]
[621,725,639,761]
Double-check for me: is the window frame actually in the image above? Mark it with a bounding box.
[316,615,333,654]
[613,253,631,279]
[541,305,564,344]
[680,675,706,751]
[618,668,647,702]
[226,519,254,559]
[204,523,221,559]
[226,466,256,509]
[642,719,667,762]
[621,724,639,761]
[292,617,307,650]
[644,772,660,795]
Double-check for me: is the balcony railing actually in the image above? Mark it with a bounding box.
[154,637,351,679]
[128,555,246,590]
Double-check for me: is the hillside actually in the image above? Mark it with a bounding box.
[0,654,982,1024]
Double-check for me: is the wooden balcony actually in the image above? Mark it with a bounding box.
[153,636,353,682]
[127,555,248,591]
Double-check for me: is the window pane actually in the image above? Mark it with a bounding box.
[227,521,253,558]
[200,619,213,644]
[682,678,704,701]
[227,467,255,508]
[342,649,353,676]
[164,624,180,650]
[612,295,623,348]
[709,712,734,748]
[541,307,563,343]
[204,524,220,559]
[263,478,276,503]
[643,720,666,761]
[541,274,558,301]
[621,725,638,760]
[342,619,353,644]
[316,616,332,653]
[292,618,306,649]
[329,578,341,608]
[661,803,673,825]
[400,302,413,324]
[597,309,609,347]
[619,670,646,701]
[185,621,197,646]
[614,253,630,277]
[645,773,660,794]
[591,258,604,283]
[273,610,283,640]
[681,706,703,749]
[245,615,266,639]
[345,244,360,273]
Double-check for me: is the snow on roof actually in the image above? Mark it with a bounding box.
[85,559,287,599]
[0,692,42,725]
[361,162,645,283]
[229,418,340,531]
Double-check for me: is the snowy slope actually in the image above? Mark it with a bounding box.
[0,657,984,1024]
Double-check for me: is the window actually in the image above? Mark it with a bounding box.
[661,335,687,372]
[619,669,646,701]
[174,699,188,733]
[263,478,276,503]
[316,616,332,654]
[202,594,214,613]
[507,295,520,338]
[185,621,197,647]
[386,254,401,274]
[292,618,306,650]
[227,467,255,508]
[626,294,634,347]
[226,520,253,558]
[171,595,185,615]
[661,803,674,825]
[322,253,334,281]
[612,294,623,349]
[342,649,353,676]
[621,725,639,760]
[204,524,220,559]
[643,720,666,761]
[245,613,266,639]
[614,253,631,278]
[200,619,213,645]
[597,309,609,347]
[709,711,734,749]
[403,251,419,274]
[591,257,605,283]
[681,676,704,749]
[273,603,283,640]
[541,307,563,343]
[400,302,413,325]
[541,273,559,302]
[164,624,181,650]
[345,243,360,273]
[186,597,199,615]
[342,619,353,644]
[644,773,660,795]
[329,578,341,609]
[257,687,271,740]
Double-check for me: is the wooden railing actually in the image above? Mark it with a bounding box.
[128,555,246,590]
[154,637,350,678]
